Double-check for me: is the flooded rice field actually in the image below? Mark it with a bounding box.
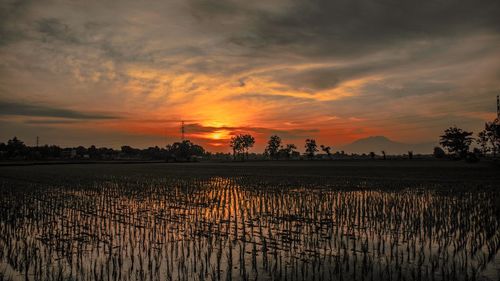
[0,162,499,281]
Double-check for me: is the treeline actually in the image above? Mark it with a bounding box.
[228,133,405,160]
[227,118,500,162]
[1,118,498,162]
[434,120,500,162]
[0,139,205,162]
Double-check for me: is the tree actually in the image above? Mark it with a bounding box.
[121,145,135,155]
[76,146,88,157]
[265,135,282,160]
[167,140,204,161]
[304,139,318,158]
[381,150,386,160]
[433,147,445,159]
[7,137,25,150]
[230,135,244,160]
[6,137,27,158]
[466,148,481,163]
[369,152,376,159]
[320,145,331,159]
[0,142,5,159]
[477,130,490,156]
[439,126,473,159]
[240,134,255,160]
[36,144,62,159]
[408,151,413,160]
[88,145,98,159]
[230,134,255,160]
[484,122,500,157]
[142,146,166,160]
[279,144,297,159]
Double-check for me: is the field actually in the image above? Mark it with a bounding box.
[0,160,499,281]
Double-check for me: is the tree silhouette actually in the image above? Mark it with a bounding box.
[6,137,27,158]
[304,139,318,158]
[320,145,331,159]
[265,135,281,160]
[369,152,376,159]
[279,144,297,159]
[121,145,138,156]
[433,147,445,159]
[483,122,500,157]
[229,136,243,160]
[230,134,254,160]
[439,126,473,159]
[0,142,5,159]
[241,134,255,160]
[0,136,198,161]
[167,140,204,161]
[476,130,490,156]
[381,150,386,160]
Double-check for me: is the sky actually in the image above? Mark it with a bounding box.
[1,0,499,152]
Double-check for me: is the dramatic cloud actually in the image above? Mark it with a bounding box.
[1,0,499,150]
[0,100,120,120]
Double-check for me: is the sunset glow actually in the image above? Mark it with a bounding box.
[2,2,500,281]
[208,130,230,141]
[1,0,499,152]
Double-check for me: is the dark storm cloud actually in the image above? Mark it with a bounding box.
[0,100,121,120]
[191,0,500,57]
[233,0,500,56]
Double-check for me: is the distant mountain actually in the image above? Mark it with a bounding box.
[340,136,436,155]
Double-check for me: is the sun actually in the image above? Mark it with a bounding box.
[208,130,230,140]
[210,132,223,140]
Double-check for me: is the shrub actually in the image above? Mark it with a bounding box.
[433,147,446,159]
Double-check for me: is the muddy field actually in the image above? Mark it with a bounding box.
[0,161,499,281]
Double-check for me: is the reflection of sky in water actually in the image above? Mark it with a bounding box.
[0,176,499,281]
